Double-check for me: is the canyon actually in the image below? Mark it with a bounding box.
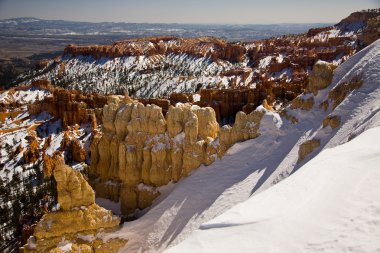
[0,8,379,253]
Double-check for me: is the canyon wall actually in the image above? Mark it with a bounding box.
[64,37,246,62]
[89,95,264,215]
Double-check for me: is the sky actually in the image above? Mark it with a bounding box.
[0,0,379,24]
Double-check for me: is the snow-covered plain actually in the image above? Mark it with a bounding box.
[108,39,380,253]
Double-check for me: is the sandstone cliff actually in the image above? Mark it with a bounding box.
[90,95,264,215]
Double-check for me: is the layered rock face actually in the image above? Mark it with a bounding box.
[90,95,264,215]
[64,37,246,62]
[23,155,123,253]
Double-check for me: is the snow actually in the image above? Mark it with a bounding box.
[192,94,201,102]
[0,87,51,105]
[77,233,96,243]
[57,239,72,253]
[137,183,157,193]
[28,52,235,97]
[259,56,273,69]
[276,54,284,63]
[166,126,380,253]
[272,67,292,80]
[46,133,64,156]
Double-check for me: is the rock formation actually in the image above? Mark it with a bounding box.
[59,132,87,163]
[298,139,321,162]
[90,95,264,215]
[22,155,123,253]
[307,61,336,95]
[52,157,95,210]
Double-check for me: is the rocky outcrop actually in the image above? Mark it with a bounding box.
[307,61,336,95]
[33,204,117,239]
[298,139,321,162]
[195,88,263,124]
[90,95,264,215]
[22,155,123,253]
[137,97,171,115]
[328,75,363,109]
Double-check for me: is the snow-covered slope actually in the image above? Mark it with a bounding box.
[106,39,380,253]
[166,125,380,253]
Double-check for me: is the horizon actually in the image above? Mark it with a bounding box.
[0,0,379,25]
[0,16,336,26]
